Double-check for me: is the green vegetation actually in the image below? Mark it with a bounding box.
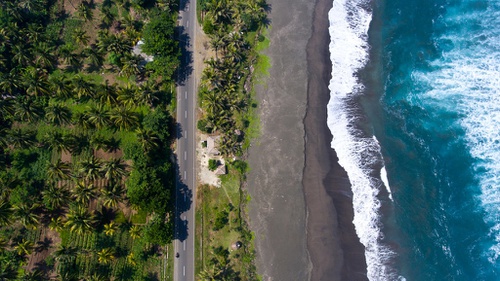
[0,0,180,279]
[196,1,268,279]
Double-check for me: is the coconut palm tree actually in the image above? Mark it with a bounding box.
[72,181,98,206]
[73,28,90,46]
[100,7,115,27]
[101,183,124,208]
[97,248,115,264]
[82,46,104,68]
[100,159,127,182]
[20,269,46,281]
[104,222,118,236]
[119,54,142,77]
[23,67,50,97]
[46,159,72,181]
[8,129,37,149]
[110,107,140,131]
[135,128,159,152]
[33,42,55,69]
[77,156,102,181]
[0,262,17,280]
[87,105,110,129]
[0,200,12,226]
[116,84,138,107]
[59,46,81,69]
[77,1,93,22]
[73,112,93,131]
[14,97,44,123]
[12,203,40,229]
[44,132,70,153]
[65,205,95,234]
[129,225,141,240]
[53,245,79,264]
[49,216,64,232]
[49,75,73,100]
[95,81,118,106]
[136,80,159,107]
[45,104,72,126]
[12,44,32,67]
[42,185,70,210]
[72,75,95,99]
[14,239,34,256]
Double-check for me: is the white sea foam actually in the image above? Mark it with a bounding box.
[380,166,393,201]
[328,0,398,279]
[412,1,500,265]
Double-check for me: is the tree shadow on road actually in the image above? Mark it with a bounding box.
[175,26,193,87]
[172,152,194,242]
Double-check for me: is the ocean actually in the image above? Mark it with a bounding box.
[327,0,500,280]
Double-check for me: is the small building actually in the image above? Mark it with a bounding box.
[214,163,226,175]
[207,136,221,156]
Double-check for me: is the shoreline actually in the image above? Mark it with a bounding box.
[303,0,369,280]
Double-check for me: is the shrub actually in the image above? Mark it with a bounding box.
[208,159,218,171]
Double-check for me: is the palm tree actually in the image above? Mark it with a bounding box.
[49,216,64,232]
[49,75,73,100]
[45,104,72,126]
[72,181,98,206]
[12,44,32,66]
[73,28,90,46]
[59,46,81,69]
[0,200,12,226]
[20,269,46,281]
[42,185,70,210]
[129,225,141,240]
[53,245,78,264]
[135,128,159,151]
[77,157,102,181]
[0,262,17,280]
[100,6,115,27]
[95,81,118,106]
[73,112,93,131]
[101,184,124,208]
[87,105,110,129]
[14,97,44,123]
[136,80,159,107]
[119,55,142,77]
[44,132,70,153]
[72,75,95,99]
[85,273,106,281]
[46,159,72,180]
[104,222,118,236]
[8,129,37,149]
[23,67,50,97]
[97,248,115,264]
[82,46,104,68]
[116,84,138,107]
[100,158,127,182]
[33,42,55,69]
[77,1,93,22]
[14,239,34,256]
[110,107,140,131]
[13,203,40,229]
[65,205,95,234]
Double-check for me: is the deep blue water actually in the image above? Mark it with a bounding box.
[328,0,500,280]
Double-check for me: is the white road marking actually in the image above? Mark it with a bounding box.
[183,171,187,180]
[185,91,187,99]
[184,151,187,160]
[185,110,187,119]
[186,5,189,11]
[186,21,189,28]
[183,266,185,276]
[183,215,186,220]
[183,240,186,251]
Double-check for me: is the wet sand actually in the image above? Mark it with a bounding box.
[248,0,368,280]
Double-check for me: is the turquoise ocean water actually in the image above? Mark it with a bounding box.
[328,0,500,280]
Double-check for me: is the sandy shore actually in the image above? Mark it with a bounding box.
[248,0,368,280]
[247,0,315,280]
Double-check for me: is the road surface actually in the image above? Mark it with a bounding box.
[174,0,197,280]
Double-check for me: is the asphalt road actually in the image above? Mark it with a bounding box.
[174,0,197,280]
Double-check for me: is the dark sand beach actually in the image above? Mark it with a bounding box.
[248,0,368,280]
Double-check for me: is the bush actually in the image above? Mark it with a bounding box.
[208,159,218,171]
[145,217,173,245]
[197,119,211,133]
[213,209,229,231]
[232,160,248,175]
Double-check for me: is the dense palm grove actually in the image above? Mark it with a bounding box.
[196,0,268,280]
[0,0,179,279]
[197,0,268,155]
